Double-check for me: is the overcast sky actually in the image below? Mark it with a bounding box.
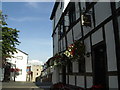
[2,2,54,63]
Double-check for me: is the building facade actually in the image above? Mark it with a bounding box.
[7,49,28,81]
[26,60,43,82]
[48,1,120,89]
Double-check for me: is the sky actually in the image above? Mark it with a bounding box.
[2,2,54,63]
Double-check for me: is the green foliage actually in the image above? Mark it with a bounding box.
[1,12,20,59]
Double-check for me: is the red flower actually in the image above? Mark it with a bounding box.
[70,49,75,56]
[90,85,104,90]
[10,68,20,72]
[10,68,14,72]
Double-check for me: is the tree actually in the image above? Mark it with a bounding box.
[0,11,20,81]
[0,11,20,61]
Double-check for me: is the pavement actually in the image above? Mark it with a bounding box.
[1,81,52,90]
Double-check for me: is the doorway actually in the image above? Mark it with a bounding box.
[92,42,107,87]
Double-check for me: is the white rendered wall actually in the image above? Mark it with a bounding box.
[62,37,66,51]
[8,49,28,81]
[54,2,64,27]
[73,61,79,73]
[69,75,75,85]
[76,76,85,88]
[109,76,118,89]
[67,29,73,46]
[84,37,91,53]
[52,66,59,84]
[85,55,92,73]
[59,75,62,82]
[53,28,58,55]
[116,1,120,9]
[84,37,92,72]
[105,21,117,71]
[14,50,27,81]
[86,76,93,88]
[92,28,103,45]
[73,22,82,41]
[94,2,111,26]
[75,2,80,20]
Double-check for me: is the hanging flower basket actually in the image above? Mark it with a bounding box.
[10,68,20,72]
[64,40,85,61]
[53,54,66,66]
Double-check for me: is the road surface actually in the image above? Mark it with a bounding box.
[1,81,46,90]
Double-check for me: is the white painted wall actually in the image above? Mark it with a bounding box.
[75,2,80,20]
[109,76,118,89]
[54,2,64,27]
[92,28,103,45]
[63,37,66,51]
[105,21,117,71]
[116,1,120,9]
[76,76,85,88]
[52,66,59,84]
[73,22,82,41]
[67,29,73,46]
[53,28,58,55]
[73,61,79,73]
[84,37,91,53]
[86,76,93,88]
[69,75,75,85]
[84,37,92,72]
[94,2,111,26]
[7,49,28,81]
[85,55,92,72]
[59,75,62,82]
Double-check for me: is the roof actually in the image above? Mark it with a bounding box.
[50,2,60,20]
[17,49,28,55]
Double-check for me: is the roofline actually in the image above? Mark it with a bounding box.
[50,2,60,20]
[17,49,28,55]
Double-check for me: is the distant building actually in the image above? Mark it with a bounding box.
[26,60,43,82]
[7,49,28,81]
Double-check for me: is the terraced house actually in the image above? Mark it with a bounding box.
[42,0,120,89]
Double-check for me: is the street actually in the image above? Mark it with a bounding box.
[1,81,51,90]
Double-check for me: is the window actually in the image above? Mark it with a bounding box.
[69,2,76,25]
[37,73,38,75]
[16,56,23,60]
[37,69,39,71]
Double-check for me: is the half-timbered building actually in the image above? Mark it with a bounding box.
[43,0,120,89]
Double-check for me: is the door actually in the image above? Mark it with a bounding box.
[92,43,107,87]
